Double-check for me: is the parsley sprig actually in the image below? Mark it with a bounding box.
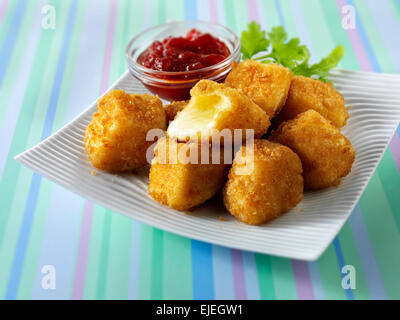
[240,22,344,82]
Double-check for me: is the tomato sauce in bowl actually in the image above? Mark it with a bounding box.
[138,29,230,72]
[126,21,240,101]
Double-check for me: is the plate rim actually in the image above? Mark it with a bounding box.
[15,68,400,261]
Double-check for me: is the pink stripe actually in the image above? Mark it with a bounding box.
[292,260,315,300]
[71,202,94,299]
[335,0,372,71]
[246,0,260,22]
[99,0,118,94]
[231,249,247,300]
[71,0,118,299]
[389,131,400,173]
[0,0,9,23]
[208,0,218,23]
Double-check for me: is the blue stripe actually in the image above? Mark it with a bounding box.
[212,246,234,299]
[308,261,325,300]
[333,237,354,300]
[4,173,41,299]
[4,0,78,299]
[191,240,215,299]
[274,0,285,26]
[242,252,260,300]
[184,0,197,20]
[348,205,387,299]
[364,0,400,72]
[347,0,381,72]
[128,221,142,300]
[0,0,27,87]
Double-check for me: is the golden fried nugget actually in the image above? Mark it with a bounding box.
[148,137,230,211]
[277,75,349,128]
[270,110,355,189]
[167,80,270,143]
[84,90,167,172]
[163,100,188,122]
[223,140,303,225]
[225,60,293,118]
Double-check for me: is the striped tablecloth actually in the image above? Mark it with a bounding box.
[0,0,399,300]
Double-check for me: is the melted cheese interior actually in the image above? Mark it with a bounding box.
[167,94,230,141]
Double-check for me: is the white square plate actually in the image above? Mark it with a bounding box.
[16,69,400,260]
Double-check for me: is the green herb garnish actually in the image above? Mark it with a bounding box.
[240,23,344,82]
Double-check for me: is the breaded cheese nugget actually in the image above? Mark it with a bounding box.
[148,137,230,211]
[223,140,303,225]
[163,100,188,122]
[85,90,167,172]
[225,60,293,118]
[270,110,355,189]
[167,80,270,143]
[277,75,349,128]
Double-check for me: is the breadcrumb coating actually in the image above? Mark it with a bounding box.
[163,100,188,122]
[148,137,230,211]
[277,75,349,128]
[84,90,167,172]
[167,80,270,143]
[223,139,303,225]
[225,60,293,118]
[270,110,355,189]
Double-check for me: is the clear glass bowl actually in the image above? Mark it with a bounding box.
[126,20,241,101]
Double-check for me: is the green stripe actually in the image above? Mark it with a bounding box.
[319,0,360,69]
[337,223,369,299]
[0,0,38,126]
[112,0,133,83]
[255,254,275,299]
[233,0,248,35]
[279,0,298,37]
[376,150,400,232]
[162,233,192,299]
[223,0,237,33]
[83,205,107,299]
[299,0,335,60]
[359,173,400,299]
[151,229,164,299]
[138,224,153,299]
[157,0,166,24]
[165,0,184,22]
[260,0,280,29]
[150,0,158,26]
[104,215,132,299]
[271,257,297,300]
[389,0,400,23]
[317,245,347,299]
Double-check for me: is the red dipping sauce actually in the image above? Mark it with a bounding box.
[136,29,231,100]
[139,29,230,72]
